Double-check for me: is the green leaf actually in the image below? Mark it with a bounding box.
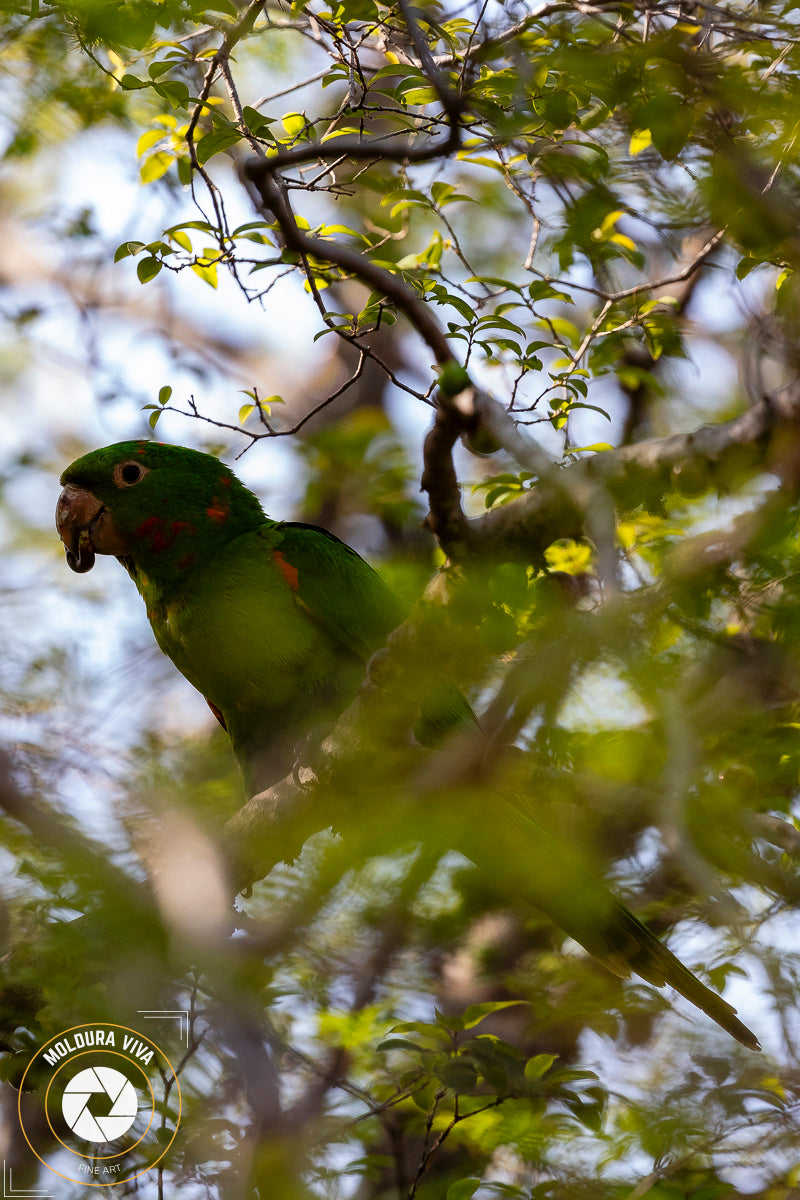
[736,256,760,281]
[114,240,145,263]
[376,1038,430,1053]
[242,106,274,136]
[238,404,255,424]
[387,1019,451,1043]
[168,220,215,233]
[466,275,523,293]
[158,386,172,406]
[475,315,524,335]
[137,257,162,283]
[195,130,241,165]
[524,1053,558,1082]
[401,86,439,105]
[439,362,471,396]
[445,1179,481,1200]
[528,281,573,303]
[431,182,455,206]
[461,1000,529,1030]
[148,60,174,80]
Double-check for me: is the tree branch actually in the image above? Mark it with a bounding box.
[423,379,800,562]
[242,165,457,365]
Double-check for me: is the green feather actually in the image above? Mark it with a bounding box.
[273,522,406,661]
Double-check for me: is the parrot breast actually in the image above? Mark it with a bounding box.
[141,528,367,792]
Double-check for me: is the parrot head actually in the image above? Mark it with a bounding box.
[56,441,265,581]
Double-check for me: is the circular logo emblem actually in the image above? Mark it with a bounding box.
[18,1023,181,1187]
[62,1066,139,1142]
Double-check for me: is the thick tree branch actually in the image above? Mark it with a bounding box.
[420,404,470,551]
[424,381,800,562]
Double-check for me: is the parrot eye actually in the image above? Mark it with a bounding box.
[114,461,150,487]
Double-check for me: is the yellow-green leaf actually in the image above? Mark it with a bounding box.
[140,152,173,183]
[192,259,218,288]
[617,522,636,550]
[599,210,625,235]
[546,317,580,345]
[544,539,592,575]
[137,129,165,157]
[281,111,306,138]
[446,1180,480,1200]
[169,229,192,252]
[628,128,652,156]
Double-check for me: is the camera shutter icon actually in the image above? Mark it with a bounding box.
[62,1066,139,1142]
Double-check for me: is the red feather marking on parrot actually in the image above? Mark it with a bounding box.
[134,516,195,553]
[206,699,227,729]
[272,550,299,591]
[134,515,161,543]
[206,496,230,523]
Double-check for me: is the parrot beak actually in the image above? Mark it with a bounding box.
[55,484,127,574]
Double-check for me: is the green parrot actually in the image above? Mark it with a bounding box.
[56,440,760,1051]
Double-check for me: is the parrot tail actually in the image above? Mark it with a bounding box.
[481,795,761,1051]
[594,891,761,1051]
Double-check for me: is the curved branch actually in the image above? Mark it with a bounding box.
[244,125,459,174]
[233,0,466,374]
[421,404,470,551]
[242,164,457,365]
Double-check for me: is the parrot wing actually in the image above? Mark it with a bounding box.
[271,521,407,661]
[272,522,474,740]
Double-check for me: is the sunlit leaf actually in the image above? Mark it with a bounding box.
[140,152,173,183]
